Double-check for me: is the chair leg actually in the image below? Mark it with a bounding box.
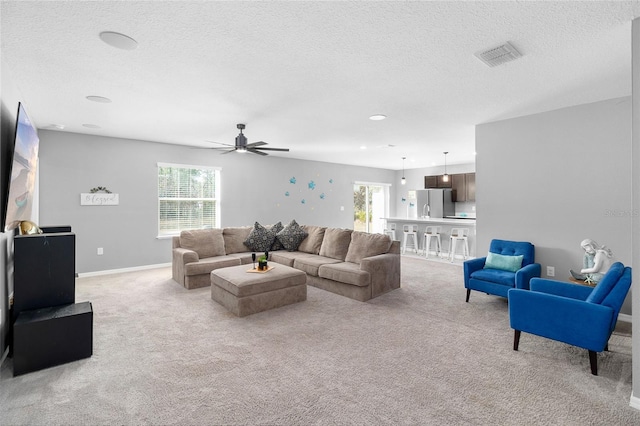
[513,330,521,351]
[589,350,598,375]
[605,344,609,352]
[465,288,471,302]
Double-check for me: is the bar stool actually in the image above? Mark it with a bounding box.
[402,224,419,254]
[423,226,442,258]
[449,228,470,262]
[383,223,397,241]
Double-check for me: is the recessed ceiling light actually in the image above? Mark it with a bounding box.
[45,124,65,130]
[360,146,367,150]
[369,114,386,121]
[86,95,112,103]
[99,31,138,50]
[82,124,101,129]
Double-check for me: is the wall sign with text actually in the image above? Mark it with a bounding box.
[80,193,120,206]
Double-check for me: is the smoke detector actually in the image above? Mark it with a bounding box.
[475,42,522,67]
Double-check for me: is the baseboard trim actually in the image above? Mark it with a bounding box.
[630,393,640,411]
[618,313,632,323]
[77,263,171,278]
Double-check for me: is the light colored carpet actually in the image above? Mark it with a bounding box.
[1,256,638,425]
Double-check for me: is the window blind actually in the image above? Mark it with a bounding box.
[157,163,220,236]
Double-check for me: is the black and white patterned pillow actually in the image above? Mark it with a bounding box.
[243,222,277,252]
[269,221,285,251]
[276,219,308,251]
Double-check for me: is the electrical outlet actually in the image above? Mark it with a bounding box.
[97,247,104,255]
[546,266,555,277]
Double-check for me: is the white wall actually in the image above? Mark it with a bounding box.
[37,130,395,273]
[476,97,633,315]
[630,16,640,410]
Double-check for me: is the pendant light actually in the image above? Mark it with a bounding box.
[401,157,406,185]
[442,152,449,182]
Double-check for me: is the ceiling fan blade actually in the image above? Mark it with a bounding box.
[246,141,267,148]
[220,148,236,154]
[206,140,235,148]
[255,147,290,152]
[248,148,268,156]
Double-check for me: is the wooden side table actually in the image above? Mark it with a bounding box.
[568,277,596,288]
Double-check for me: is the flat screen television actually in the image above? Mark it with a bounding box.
[4,102,40,231]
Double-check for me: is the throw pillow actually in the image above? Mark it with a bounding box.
[484,252,524,273]
[276,219,308,251]
[244,222,277,252]
[268,221,285,251]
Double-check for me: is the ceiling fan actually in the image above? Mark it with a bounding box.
[207,123,290,156]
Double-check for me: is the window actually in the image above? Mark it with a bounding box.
[157,163,220,237]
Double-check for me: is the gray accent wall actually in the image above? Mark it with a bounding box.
[37,130,396,274]
[476,97,633,316]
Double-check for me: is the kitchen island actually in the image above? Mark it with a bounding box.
[383,217,476,259]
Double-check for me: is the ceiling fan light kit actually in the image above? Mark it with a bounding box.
[209,123,290,156]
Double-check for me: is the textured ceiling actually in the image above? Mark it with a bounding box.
[1,1,639,170]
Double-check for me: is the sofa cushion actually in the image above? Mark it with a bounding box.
[271,251,312,267]
[470,268,516,287]
[298,225,326,254]
[484,252,524,272]
[319,262,371,287]
[276,219,308,251]
[319,228,352,261]
[223,227,253,254]
[243,222,277,252]
[180,229,225,259]
[585,262,625,304]
[345,231,392,264]
[184,256,241,276]
[269,222,285,251]
[293,255,342,277]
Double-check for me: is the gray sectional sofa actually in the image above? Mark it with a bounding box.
[172,223,401,302]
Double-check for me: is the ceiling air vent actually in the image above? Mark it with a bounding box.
[474,42,522,67]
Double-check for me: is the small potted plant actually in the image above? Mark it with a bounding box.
[257,254,268,271]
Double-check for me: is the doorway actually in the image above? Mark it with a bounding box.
[353,183,389,233]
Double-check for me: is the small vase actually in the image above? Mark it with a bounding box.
[258,260,268,271]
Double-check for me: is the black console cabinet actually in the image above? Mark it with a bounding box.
[13,302,93,376]
[11,226,93,375]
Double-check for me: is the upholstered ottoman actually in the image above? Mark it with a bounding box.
[210,264,307,317]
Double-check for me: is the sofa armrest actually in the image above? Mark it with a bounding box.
[508,289,613,351]
[360,252,401,298]
[463,257,486,288]
[529,277,593,301]
[514,263,541,290]
[172,248,199,286]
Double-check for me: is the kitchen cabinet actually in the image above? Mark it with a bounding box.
[451,174,466,202]
[424,175,452,189]
[465,173,476,201]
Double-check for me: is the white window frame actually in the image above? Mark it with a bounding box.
[157,162,221,238]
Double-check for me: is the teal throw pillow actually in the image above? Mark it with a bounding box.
[484,252,524,272]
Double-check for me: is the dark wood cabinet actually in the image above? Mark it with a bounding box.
[465,173,476,201]
[425,175,452,188]
[451,174,466,202]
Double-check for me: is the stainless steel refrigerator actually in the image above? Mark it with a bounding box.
[415,189,455,219]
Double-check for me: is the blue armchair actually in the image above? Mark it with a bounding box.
[463,239,541,302]
[508,262,632,375]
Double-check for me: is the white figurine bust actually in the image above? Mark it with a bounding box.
[570,239,614,283]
